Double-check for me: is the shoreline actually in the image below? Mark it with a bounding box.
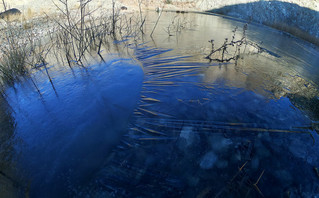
[1,0,318,47]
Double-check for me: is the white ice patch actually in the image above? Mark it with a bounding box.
[200,151,218,170]
[210,134,232,152]
[179,126,194,146]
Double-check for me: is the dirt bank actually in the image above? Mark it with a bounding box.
[202,0,319,45]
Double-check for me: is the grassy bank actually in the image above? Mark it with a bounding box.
[0,0,146,90]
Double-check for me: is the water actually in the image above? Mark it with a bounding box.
[1,12,319,197]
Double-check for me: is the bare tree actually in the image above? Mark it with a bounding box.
[2,0,7,11]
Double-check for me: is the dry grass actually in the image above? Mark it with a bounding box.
[0,24,29,85]
[0,0,145,89]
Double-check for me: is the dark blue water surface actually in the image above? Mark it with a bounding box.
[6,58,144,196]
[2,12,319,197]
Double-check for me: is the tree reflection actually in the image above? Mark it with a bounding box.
[0,94,26,197]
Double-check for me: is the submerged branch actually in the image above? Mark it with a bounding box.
[206,24,279,63]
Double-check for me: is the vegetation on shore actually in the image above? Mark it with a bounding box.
[0,0,147,90]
